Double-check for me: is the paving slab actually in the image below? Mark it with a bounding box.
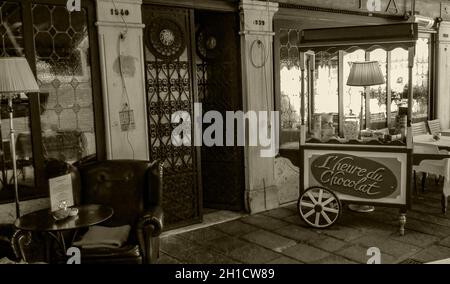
[308,236,348,252]
[266,256,303,264]
[263,207,297,219]
[227,243,281,264]
[240,214,291,231]
[277,224,323,242]
[241,230,297,252]
[281,243,330,263]
[212,220,259,236]
[411,245,450,263]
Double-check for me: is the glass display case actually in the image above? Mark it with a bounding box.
[296,23,419,235]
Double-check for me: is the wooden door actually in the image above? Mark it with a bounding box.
[195,12,245,211]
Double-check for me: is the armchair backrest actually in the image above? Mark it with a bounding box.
[76,160,162,228]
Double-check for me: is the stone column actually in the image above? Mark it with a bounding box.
[95,0,149,160]
[240,0,279,213]
[437,21,450,129]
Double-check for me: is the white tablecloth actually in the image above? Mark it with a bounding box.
[413,134,450,198]
[414,134,450,149]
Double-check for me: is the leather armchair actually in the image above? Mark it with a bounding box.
[74,159,164,264]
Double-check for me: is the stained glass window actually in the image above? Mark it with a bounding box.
[33,4,96,163]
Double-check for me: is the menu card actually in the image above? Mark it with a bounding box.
[49,173,74,212]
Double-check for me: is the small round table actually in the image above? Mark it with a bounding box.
[14,204,113,262]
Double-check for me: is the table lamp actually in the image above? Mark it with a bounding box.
[0,57,39,218]
[346,61,385,130]
[346,60,385,213]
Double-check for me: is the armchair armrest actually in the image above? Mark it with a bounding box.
[136,206,164,264]
[137,205,164,236]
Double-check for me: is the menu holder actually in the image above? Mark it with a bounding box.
[49,173,74,212]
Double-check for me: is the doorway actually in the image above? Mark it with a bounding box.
[142,5,245,229]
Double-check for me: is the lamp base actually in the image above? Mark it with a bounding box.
[348,204,375,213]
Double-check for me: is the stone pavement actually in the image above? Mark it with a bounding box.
[158,179,450,264]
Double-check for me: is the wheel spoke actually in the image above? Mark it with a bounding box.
[307,191,318,204]
[321,211,332,224]
[300,201,315,208]
[317,189,323,204]
[323,207,339,214]
[321,196,335,207]
[314,212,321,226]
[303,209,315,219]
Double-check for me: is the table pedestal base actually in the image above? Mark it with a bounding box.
[348,204,375,213]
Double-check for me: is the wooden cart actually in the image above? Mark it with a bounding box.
[296,23,419,235]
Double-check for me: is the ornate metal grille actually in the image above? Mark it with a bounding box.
[143,6,200,227]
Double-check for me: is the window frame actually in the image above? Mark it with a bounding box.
[0,0,105,204]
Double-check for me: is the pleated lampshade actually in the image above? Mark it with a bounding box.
[346,61,385,87]
[0,57,39,94]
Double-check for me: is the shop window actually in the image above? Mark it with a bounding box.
[0,0,101,203]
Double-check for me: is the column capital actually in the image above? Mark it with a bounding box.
[239,0,278,35]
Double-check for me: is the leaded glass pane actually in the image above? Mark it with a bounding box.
[33,4,96,164]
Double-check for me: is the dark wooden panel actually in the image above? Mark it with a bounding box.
[143,0,237,12]
[301,23,418,44]
[196,11,245,211]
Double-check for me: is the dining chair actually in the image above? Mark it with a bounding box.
[411,121,428,136]
[413,144,450,212]
[428,119,442,135]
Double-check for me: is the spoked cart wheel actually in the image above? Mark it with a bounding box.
[297,186,341,228]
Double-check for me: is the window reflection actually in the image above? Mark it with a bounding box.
[413,37,429,122]
[279,29,303,145]
[312,51,338,141]
[368,49,387,129]
[344,49,365,128]
[0,2,35,193]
